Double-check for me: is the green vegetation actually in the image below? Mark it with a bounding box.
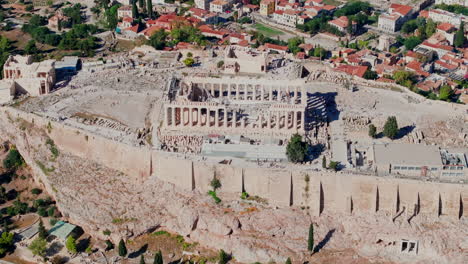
[62,4,84,27]
[36,161,55,175]
[285,257,292,264]
[153,250,163,264]
[240,191,249,200]
[383,116,399,140]
[38,218,48,239]
[328,161,339,171]
[286,134,308,163]
[454,22,465,48]
[31,188,42,195]
[438,85,453,101]
[210,176,221,191]
[66,236,78,254]
[0,35,11,79]
[238,16,252,24]
[140,255,146,264]
[3,148,24,170]
[368,124,377,138]
[218,249,230,264]
[29,237,47,257]
[183,57,195,67]
[208,190,221,204]
[152,230,169,236]
[393,70,416,89]
[403,36,422,51]
[434,4,468,16]
[253,23,284,38]
[118,239,127,257]
[287,37,304,55]
[103,229,111,236]
[46,138,59,159]
[334,1,371,17]
[0,232,14,256]
[363,69,378,80]
[322,156,327,169]
[148,29,168,50]
[308,223,314,252]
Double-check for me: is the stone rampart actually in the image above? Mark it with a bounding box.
[1,106,466,220]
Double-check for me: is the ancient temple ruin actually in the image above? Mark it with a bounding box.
[162,77,307,137]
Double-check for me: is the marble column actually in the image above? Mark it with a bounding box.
[236,85,240,100]
[224,109,228,127]
[267,112,271,129]
[228,85,231,100]
[269,86,273,101]
[261,86,264,101]
[172,107,176,127]
[215,109,219,127]
[292,111,296,130]
[197,108,201,127]
[301,111,305,130]
[276,112,281,130]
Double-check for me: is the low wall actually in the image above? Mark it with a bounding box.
[1,107,466,220]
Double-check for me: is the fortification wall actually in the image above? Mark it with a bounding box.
[1,107,466,221]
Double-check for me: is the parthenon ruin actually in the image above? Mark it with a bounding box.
[162,77,307,136]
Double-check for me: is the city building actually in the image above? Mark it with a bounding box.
[195,0,212,10]
[210,0,230,13]
[224,45,268,74]
[1,55,55,97]
[188,7,219,24]
[328,16,356,33]
[378,4,413,32]
[429,9,467,28]
[260,0,276,16]
[117,5,133,19]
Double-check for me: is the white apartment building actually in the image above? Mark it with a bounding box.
[435,0,468,5]
[195,0,212,10]
[429,9,467,28]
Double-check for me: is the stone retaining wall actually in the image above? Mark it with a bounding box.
[1,107,466,220]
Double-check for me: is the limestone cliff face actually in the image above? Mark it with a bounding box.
[0,108,467,264]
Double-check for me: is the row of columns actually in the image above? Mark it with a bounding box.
[165,106,305,131]
[195,83,306,104]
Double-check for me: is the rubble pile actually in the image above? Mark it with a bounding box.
[160,135,203,153]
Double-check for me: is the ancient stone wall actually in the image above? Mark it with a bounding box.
[1,106,466,221]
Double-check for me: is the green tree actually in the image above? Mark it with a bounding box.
[0,232,14,256]
[138,0,145,9]
[147,0,154,19]
[183,57,195,67]
[132,0,139,19]
[403,36,422,50]
[66,236,77,254]
[38,218,47,239]
[218,249,230,264]
[383,116,399,140]
[148,29,168,50]
[140,255,146,264]
[28,237,47,257]
[322,156,327,169]
[287,37,303,55]
[363,69,377,80]
[24,40,38,55]
[368,124,377,138]
[454,22,465,48]
[286,134,308,163]
[313,47,327,59]
[285,257,292,264]
[3,148,24,170]
[438,85,453,101]
[105,4,120,30]
[308,223,314,252]
[153,250,163,264]
[425,19,436,38]
[118,239,127,257]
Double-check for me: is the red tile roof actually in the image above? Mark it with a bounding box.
[435,60,458,70]
[406,60,422,71]
[329,16,355,28]
[390,4,412,16]
[419,10,429,18]
[322,5,336,11]
[265,43,288,51]
[421,41,453,52]
[336,65,368,78]
[437,23,455,32]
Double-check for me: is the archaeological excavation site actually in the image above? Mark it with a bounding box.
[0,53,467,264]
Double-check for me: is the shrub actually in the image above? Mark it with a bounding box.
[152,230,169,236]
[183,57,195,67]
[368,124,377,138]
[210,177,221,191]
[49,218,58,226]
[240,192,249,200]
[51,255,66,264]
[218,249,230,264]
[103,229,111,236]
[28,237,47,257]
[153,250,163,264]
[31,188,42,195]
[3,149,24,170]
[66,236,77,254]
[105,240,113,251]
[208,190,221,204]
[328,161,339,171]
[217,60,224,68]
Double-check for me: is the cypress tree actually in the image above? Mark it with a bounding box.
[285,257,292,264]
[454,22,465,48]
[322,156,327,169]
[132,0,139,19]
[138,0,145,9]
[383,116,399,140]
[140,255,145,264]
[307,223,314,252]
[153,250,163,264]
[38,218,47,239]
[146,0,153,19]
[118,239,127,257]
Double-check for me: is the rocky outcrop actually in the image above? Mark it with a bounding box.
[0,109,467,264]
